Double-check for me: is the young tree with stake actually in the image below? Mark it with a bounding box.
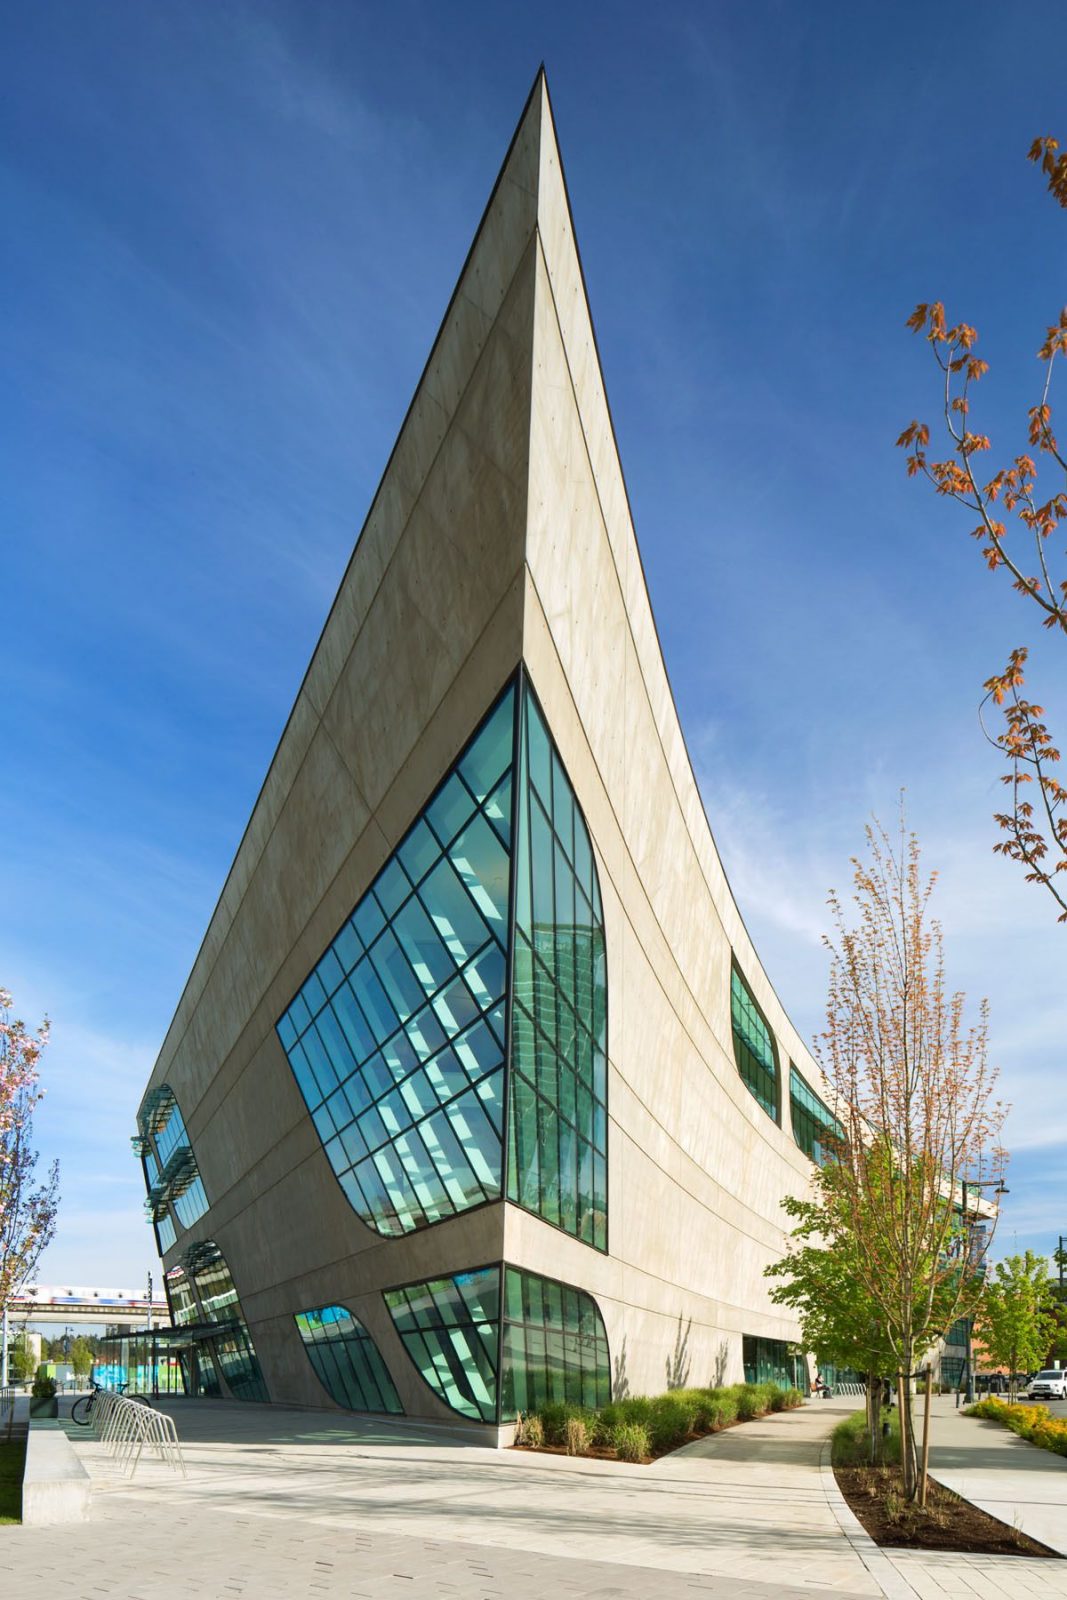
[784,814,1007,1502]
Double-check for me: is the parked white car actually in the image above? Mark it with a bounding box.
[1027,1369,1067,1401]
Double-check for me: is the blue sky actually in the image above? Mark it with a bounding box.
[4,1,1066,1298]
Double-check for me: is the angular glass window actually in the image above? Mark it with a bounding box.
[730,967,779,1123]
[134,1084,210,1249]
[507,688,608,1251]
[294,1305,403,1415]
[384,1264,610,1424]
[277,686,516,1237]
[183,1240,269,1404]
[499,1266,610,1417]
[789,1064,842,1165]
[384,1267,500,1422]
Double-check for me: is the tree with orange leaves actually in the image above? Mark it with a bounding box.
[898,137,1067,920]
[814,814,1007,1502]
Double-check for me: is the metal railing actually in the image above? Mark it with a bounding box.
[88,1389,186,1479]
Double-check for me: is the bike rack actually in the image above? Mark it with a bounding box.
[87,1390,187,1480]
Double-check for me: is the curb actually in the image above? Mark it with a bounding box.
[819,1440,921,1600]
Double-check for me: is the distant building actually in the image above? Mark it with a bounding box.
[133,72,839,1438]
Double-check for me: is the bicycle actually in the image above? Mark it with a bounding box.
[70,1380,155,1426]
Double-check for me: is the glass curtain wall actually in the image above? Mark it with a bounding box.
[183,1242,268,1402]
[294,1305,403,1415]
[742,1335,805,1390]
[384,1263,610,1424]
[134,1085,210,1251]
[276,671,609,1254]
[730,968,779,1122]
[164,1262,220,1398]
[507,690,608,1250]
[276,687,516,1236]
[788,1066,842,1165]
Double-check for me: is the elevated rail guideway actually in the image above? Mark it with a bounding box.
[5,1284,168,1328]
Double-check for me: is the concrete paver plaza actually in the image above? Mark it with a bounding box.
[2,1393,1066,1599]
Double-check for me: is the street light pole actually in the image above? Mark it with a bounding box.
[960,1177,1009,1405]
[963,1180,975,1404]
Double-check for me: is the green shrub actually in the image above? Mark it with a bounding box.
[709,1390,739,1428]
[735,1385,764,1421]
[831,1407,901,1468]
[616,1396,653,1426]
[589,1403,622,1446]
[667,1387,721,1433]
[647,1394,698,1452]
[613,1421,651,1462]
[783,1387,804,1409]
[564,1416,589,1456]
[538,1402,589,1446]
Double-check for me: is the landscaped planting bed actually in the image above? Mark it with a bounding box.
[513,1381,804,1464]
[966,1398,1067,1458]
[831,1408,1058,1558]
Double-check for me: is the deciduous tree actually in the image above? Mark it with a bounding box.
[814,813,1007,1500]
[766,1175,899,1457]
[898,137,1067,919]
[0,988,60,1318]
[8,1331,36,1385]
[69,1335,93,1380]
[975,1251,1057,1400]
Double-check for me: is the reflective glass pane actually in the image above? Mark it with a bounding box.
[386,1264,609,1426]
[135,1084,210,1246]
[294,1304,403,1414]
[499,1266,610,1421]
[184,1241,268,1403]
[384,1267,500,1422]
[789,1063,842,1165]
[731,968,779,1122]
[276,686,514,1237]
[506,686,608,1251]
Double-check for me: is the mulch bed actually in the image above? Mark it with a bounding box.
[512,1420,750,1466]
[835,1465,1060,1558]
[513,1441,646,1463]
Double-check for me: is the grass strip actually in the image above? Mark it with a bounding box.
[0,1438,26,1525]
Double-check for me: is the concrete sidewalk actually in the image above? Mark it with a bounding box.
[924,1395,1067,1556]
[1,1393,1065,1599]
[832,1394,1067,1600]
[4,1393,880,1598]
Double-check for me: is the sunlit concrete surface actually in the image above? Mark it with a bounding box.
[2,1394,881,1598]
[921,1395,1067,1558]
[8,1395,1067,1598]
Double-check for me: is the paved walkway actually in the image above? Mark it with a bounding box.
[3,1394,879,1598]
[925,1395,1067,1558]
[1,1392,1066,1598]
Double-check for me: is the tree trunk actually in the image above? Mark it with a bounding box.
[866,1370,882,1465]
[898,1361,920,1502]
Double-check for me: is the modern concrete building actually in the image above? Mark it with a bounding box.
[132,72,843,1440]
